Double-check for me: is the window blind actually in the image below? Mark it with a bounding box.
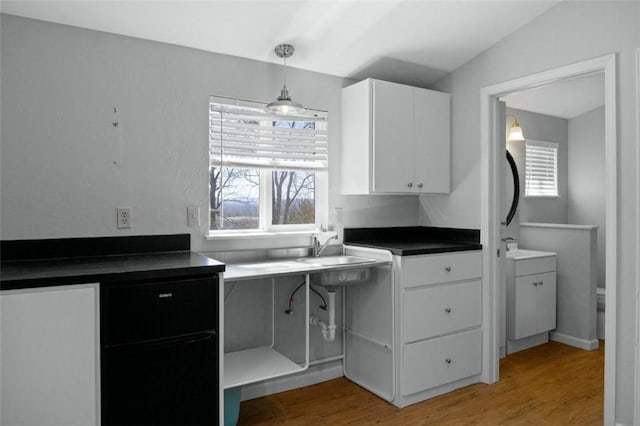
[525,140,558,197]
[209,97,328,171]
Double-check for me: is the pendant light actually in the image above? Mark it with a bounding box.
[506,114,525,142]
[266,44,306,115]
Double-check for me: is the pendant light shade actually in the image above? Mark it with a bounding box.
[507,115,525,142]
[266,44,306,115]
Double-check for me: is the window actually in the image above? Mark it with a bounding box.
[209,97,328,233]
[525,140,558,197]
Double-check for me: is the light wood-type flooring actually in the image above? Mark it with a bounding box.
[238,341,604,425]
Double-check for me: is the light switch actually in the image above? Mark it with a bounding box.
[187,206,200,227]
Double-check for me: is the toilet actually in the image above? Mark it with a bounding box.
[597,287,606,340]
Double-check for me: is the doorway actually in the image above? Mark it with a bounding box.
[479,54,617,425]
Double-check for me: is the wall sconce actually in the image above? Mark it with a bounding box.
[506,114,525,142]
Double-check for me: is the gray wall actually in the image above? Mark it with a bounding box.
[419,2,639,423]
[0,14,419,253]
[504,107,568,241]
[568,106,606,289]
[0,13,419,400]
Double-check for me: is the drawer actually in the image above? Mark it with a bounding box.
[402,328,482,396]
[515,255,556,277]
[403,280,481,343]
[401,251,481,288]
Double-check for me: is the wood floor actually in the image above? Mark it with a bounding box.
[238,341,604,425]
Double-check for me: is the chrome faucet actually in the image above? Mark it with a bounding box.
[313,235,338,257]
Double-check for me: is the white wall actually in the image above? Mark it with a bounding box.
[419,2,639,423]
[0,14,419,253]
[568,106,606,289]
[504,107,568,240]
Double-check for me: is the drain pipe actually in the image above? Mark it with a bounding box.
[310,290,336,342]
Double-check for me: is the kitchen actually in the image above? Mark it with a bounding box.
[1,1,639,425]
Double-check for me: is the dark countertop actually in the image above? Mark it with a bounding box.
[344,226,482,256]
[0,234,225,290]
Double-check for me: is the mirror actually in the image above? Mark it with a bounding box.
[505,150,520,226]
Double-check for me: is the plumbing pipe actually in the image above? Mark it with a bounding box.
[310,290,337,342]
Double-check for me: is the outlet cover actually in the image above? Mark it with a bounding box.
[117,207,131,229]
[187,206,200,227]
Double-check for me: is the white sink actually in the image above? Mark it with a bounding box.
[296,255,377,267]
[506,249,556,260]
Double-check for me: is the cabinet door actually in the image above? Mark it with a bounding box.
[513,275,538,339]
[413,88,450,193]
[536,271,557,333]
[1,284,99,426]
[372,80,415,193]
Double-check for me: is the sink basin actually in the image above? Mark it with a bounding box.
[296,255,377,267]
[506,249,556,260]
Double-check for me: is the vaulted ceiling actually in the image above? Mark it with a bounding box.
[0,0,560,87]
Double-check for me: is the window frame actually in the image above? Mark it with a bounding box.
[524,139,559,198]
[207,97,329,237]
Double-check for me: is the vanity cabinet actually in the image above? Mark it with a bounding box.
[395,251,482,407]
[507,253,557,342]
[511,272,556,339]
[0,284,99,426]
[341,78,450,195]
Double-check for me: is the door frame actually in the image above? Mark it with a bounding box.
[479,54,617,424]
[635,47,640,426]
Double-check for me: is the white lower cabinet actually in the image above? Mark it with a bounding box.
[394,251,483,407]
[506,253,557,347]
[0,284,99,426]
[511,271,557,340]
[343,249,483,408]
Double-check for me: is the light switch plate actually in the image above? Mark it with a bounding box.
[187,206,200,227]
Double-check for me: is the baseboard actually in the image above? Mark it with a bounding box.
[239,361,344,401]
[507,333,548,354]
[550,332,599,351]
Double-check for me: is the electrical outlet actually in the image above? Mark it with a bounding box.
[187,206,200,227]
[117,207,131,229]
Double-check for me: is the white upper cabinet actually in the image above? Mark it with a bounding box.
[341,78,450,194]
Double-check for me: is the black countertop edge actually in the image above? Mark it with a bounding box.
[0,264,225,291]
[1,234,226,290]
[344,226,480,244]
[1,233,191,261]
[344,226,481,256]
[346,241,483,256]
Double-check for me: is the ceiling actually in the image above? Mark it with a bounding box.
[502,72,605,119]
[0,0,560,87]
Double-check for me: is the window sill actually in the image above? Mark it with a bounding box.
[205,230,322,242]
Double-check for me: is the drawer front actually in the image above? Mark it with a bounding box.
[403,280,481,343]
[515,255,556,276]
[401,251,481,288]
[102,276,218,345]
[402,329,482,396]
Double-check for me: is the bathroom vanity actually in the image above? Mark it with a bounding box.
[506,249,557,354]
